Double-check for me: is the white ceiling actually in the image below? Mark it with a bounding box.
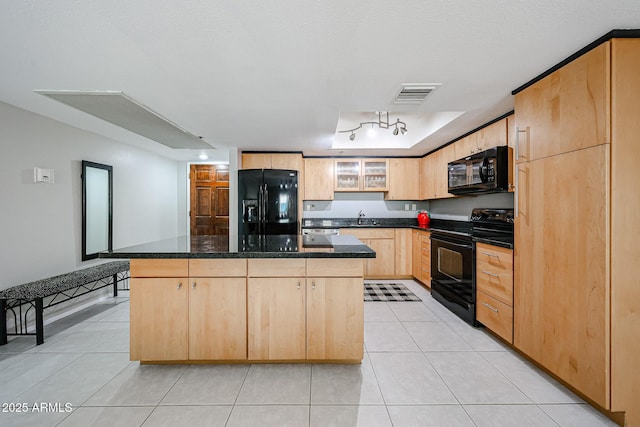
[1,1,638,161]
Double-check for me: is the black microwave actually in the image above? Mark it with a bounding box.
[447,146,510,195]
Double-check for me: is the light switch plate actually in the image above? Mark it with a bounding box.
[34,167,55,183]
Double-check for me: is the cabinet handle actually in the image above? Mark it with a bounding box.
[482,302,499,312]
[177,282,182,289]
[515,164,519,218]
[482,270,500,278]
[312,281,316,290]
[297,282,301,290]
[192,282,197,289]
[515,126,528,160]
[481,252,500,258]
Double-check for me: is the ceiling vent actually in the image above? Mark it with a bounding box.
[34,90,213,150]
[393,83,441,105]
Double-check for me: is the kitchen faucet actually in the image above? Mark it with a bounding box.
[357,210,365,225]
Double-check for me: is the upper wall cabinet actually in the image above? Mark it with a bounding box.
[513,43,609,163]
[454,118,508,159]
[334,159,389,192]
[304,158,334,200]
[386,158,420,200]
[241,153,303,172]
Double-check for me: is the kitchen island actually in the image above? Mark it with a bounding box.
[100,235,374,364]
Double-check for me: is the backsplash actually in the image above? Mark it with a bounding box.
[429,192,514,221]
[303,192,429,219]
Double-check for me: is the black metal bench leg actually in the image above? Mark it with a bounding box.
[0,299,7,346]
[113,273,118,297]
[35,298,44,345]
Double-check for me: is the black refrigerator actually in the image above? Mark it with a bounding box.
[238,169,299,235]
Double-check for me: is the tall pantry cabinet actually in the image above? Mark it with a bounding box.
[513,38,640,425]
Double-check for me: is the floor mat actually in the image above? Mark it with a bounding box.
[364,282,422,302]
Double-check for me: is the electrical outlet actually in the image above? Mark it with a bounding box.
[404,203,409,211]
[411,203,416,210]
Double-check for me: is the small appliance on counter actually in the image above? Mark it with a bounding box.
[238,169,299,235]
[417,210,430,227]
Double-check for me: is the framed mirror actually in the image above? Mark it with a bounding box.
[82,161,113,260]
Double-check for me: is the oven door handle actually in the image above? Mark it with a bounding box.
[430,236,473,249]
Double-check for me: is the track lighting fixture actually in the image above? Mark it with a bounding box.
[338,112,407,141]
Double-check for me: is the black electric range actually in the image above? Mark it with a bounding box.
[430,209,514,326]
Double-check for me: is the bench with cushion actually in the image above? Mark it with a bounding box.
[0,260,129,345]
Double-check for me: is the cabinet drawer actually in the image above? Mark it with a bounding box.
[476,243,513,271]
[307,259,363,277]
[477,291,513,344]
[476,267,513,305]
[248,259,306,277]
[339,228,395,239]
[189,259,247,277]
[130,259,189,278]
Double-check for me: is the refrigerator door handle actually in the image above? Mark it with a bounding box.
[258,185,264,233]
[263,183,268,225]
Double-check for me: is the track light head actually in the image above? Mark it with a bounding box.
[349,132,356,141]
[393,127,399,136]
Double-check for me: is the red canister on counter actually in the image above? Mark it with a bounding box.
[417,210,430,227]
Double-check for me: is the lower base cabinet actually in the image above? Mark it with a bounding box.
[130,277,189,361]
[189,277,247,360]
[307,277,364,360]
[130,258,364,363]
[247,277,306,360]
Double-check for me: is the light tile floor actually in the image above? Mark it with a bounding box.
[0,280,618,427]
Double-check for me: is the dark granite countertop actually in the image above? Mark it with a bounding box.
[302,218,418,229]
[99,235,375,259]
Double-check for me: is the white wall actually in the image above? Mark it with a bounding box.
[0,101,181,290]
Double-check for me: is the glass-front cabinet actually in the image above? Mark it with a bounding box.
[334,159,389,192]
[334,160,361,191]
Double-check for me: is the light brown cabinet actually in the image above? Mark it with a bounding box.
[506,114,516,192]
[247,258,364,361]
[386,158,420,200]
[303,158,334,200]
[513,44,609,164]
[420,144,455,200]
[130,259,248,362]
[339,228,395,278]
[241,153,303,171]
[513,39,640,422]
[410,229,430,285]
[476,118,508,151]
[188,277,247,360]
[306,276,364,360]
[247,277,306,360]
[335,159,389,192]
[475,243,513,344]
[453,133,478,158]
[394,228,413,276]
[130,277,189,362]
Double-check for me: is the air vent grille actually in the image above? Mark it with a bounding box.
[393,84,441,104]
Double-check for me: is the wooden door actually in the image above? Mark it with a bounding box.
[247,277,306,360]
[190,164,229,236]
[307,277,364,360]
[304,158,334,200]
[394,228,412,276]
[412,230,422,281]
[189,278,247,360]
[514,145,609,407]
[130,278,189,361]
[514,42,610,162]
[241,153,272,169]
[365,238,395,277]
[476,118,508,151]
[387,158,419,200]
